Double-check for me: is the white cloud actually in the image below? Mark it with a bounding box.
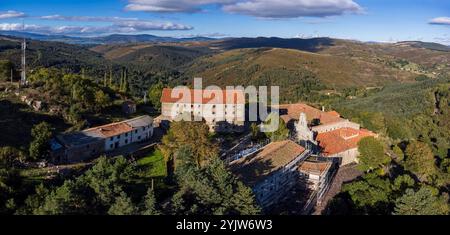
[125,0,235,13]
[0,21,193,35]
[40,15,139,22]
[429,17,450,25]
[125,0,363,18]
[114,20,193,30]
[0,10,26,19]
[223,0,363,18]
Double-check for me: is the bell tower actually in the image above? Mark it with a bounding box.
[295,112,314,142]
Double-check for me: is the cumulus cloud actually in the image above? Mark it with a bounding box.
[223,0,363,18]
[0,10,26,19]
[0,21,193,35]
[125,0,363,18]
[125,0,235,13]
[429,17,450,25]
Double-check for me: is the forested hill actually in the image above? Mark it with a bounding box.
[0,36,107,73]
[1,35,450,102]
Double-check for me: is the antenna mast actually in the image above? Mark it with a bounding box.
[20,20,27,86]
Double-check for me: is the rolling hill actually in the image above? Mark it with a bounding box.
[0,36,107,72]
[2,34,449,103]
[91,43,212,71]
[184,47,420,96]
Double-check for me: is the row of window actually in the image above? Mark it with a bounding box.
[108,126,151,141]
[176,104,237,109]
[108,136,144,149]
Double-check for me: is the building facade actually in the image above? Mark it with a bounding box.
[160,88,246,132]
[51,116,153,163]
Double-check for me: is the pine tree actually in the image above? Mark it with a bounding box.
[141,188,160,215]
[109,68,113,87]
[108,192,137,215]
[123,69,128,93]
[394,187,449,215]
[103,70,107,87]
[232,182,261,215]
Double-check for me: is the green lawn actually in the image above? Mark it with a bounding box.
[137,149,167,177]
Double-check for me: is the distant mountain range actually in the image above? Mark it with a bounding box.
[1,31,449,53]
[0,31,219,45]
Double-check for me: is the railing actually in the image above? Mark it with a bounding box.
[301,190,318,215]
[224,138,271,164]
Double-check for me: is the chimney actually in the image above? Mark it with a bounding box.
[322,106,325,112]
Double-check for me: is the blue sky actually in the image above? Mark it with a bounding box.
[0,0,449,44]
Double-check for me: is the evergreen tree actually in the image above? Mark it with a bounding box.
[232,182,261,215]
[264,115,289,141]
[141,188,160,215]
[148,82,164,110]
[394,187,449,215]
[108,192,137,215]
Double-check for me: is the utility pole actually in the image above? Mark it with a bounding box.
[10,68,13,84]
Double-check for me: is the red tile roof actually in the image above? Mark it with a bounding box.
[160,88,245,104]
[299,161,332,176]
[316,128,376,156]
[273,103,344,125]
[326,111,341,117]
[86,122,133,138]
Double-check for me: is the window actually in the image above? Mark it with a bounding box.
[117,135,120,139]
[86,144,90,149]
[110,144,113,148]
[125,133,128,137]
[135,130,138,134]
[138,136,141,140]
[125,139,128,144]
[110,137,113,141]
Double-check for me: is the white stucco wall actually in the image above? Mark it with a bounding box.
[105,131,133,151]
[162,102,245,127]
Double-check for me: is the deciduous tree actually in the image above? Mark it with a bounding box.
[29,122,53,160]
[357,137,390,172]
[404,141,437,182]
